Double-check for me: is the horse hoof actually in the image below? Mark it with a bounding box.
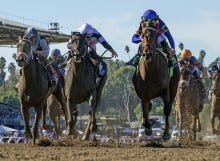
[66,126,74,136]
[145,128,153,136]
[163,131,171,140]
[82,134,89,141]
[90,124,98,133]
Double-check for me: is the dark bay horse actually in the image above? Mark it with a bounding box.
[176,65,203,143]
[64,32,107,140]
[132,21,180,140]
[209,70,220,134]
[16,38,68,144]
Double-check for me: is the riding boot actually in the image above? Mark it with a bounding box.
[126,54,140,67]
[47,65,57,87]
[160,40,173,68]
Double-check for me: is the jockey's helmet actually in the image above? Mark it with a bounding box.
[24,27,40,50]
[78,23,93,37]
[180,49,192,59]
[142,9,158,20]
[24,27,38,39]
[51,49,61,59]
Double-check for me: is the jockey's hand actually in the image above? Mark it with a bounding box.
[110,49,118,58]
[170,48,175,56]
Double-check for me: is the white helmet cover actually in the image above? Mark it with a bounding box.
[78,23,93,36]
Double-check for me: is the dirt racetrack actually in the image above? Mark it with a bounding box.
[0,139,220,161]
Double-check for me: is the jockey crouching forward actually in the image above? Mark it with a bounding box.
[68,23,118,77]
[48,49,66,78]
[178,49,206,99]
[126,9,176,67]
[24,27,56,86]
[207,58,220,101]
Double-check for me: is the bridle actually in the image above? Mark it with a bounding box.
[179,65,191,88]
[16,38,33,67]
[141,20,159,61]
[69,34,88,62]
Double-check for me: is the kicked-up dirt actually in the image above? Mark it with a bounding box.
[0,138,220,161]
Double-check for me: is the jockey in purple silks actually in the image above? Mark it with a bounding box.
[126,9,176,67]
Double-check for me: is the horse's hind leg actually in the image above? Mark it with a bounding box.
[54,85,68,126]
[41,102,48,130]
[82,93,98,141]
[21,105,32,139]
[217,116,220,134]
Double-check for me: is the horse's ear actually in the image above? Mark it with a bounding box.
[18,36,23,42]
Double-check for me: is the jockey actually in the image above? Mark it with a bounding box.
[49,49,66,76]
[178,49,206,97]
[68,23,118,76]
[207,58,220,101]
[207,58,220,79]
[126,9,175,67]
[24,27,56,86]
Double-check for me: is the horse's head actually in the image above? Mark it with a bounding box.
[140,19,158,60]
[179,65,191,89]
[211,70,220,96]
[16,37,33,67]
[67,32,87,63]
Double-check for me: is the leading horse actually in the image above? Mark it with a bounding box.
[64,32,107,140]
[132,21,180,140]
[16,38,68,144]
[209,70,220,134]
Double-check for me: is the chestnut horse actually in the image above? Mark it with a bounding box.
[132,20,180,140]
[209,70,220,134]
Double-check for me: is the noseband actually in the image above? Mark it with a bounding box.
[141,24,159,62]
[17,39,33,66]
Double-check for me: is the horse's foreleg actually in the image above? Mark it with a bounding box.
[211,110,217,134]
[192,115,197,141]
[32,104,44,145]
[163,95,172,140]
[141,100,152,136]
[198,114,201,132]
[66,98,76,136]
[21,106,32,139]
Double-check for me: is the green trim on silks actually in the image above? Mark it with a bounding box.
[136,55,144,73]
[156,47,175,77]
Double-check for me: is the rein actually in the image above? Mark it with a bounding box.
[17,39,33,66]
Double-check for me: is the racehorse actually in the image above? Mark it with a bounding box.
[64,32,107,140]
[46,94,65,138]
[132,20,180,140]
[16,38,68,144]
[209,70,220,134]
[176,65,203,143]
